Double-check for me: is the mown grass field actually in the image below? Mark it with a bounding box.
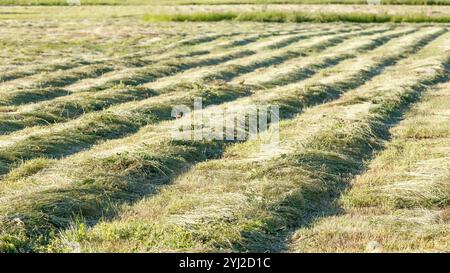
[0,4,449,253]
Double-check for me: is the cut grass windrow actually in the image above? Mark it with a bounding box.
[0,24,327,83]
[142,26,379,92]
[4,64,116,90]
[0,65,115,105]
[63,29,325,93]
[0,37,172,84]
[0,31,242,85]
[0,60,91,84]
[0,32,252,104]
[0,82,252,176]
[198,27,373,83]
[288,81,450,253]
[49,30,450,253]
[0,26,392,135]
[0,50,254,107]
[0,27,337,107]
[343,82,450,211]
[0,27,434,173]
[0,27,395,173]
[0,27,446,252]
[231,27,413,87]
[64,29,318,93]
[0,29,278,92]
[0,24,318,74]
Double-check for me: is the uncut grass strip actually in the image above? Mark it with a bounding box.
[144,11,450,24]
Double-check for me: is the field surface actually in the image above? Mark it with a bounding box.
[0,6,449,252]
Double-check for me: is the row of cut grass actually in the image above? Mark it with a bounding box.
[0,50,254,107]
[0,26,335,108]
[0,27,182,81]
[0,26,347,133]
[0,31,248,99]
[0,26,444,252]
[0,22,328,85]
[288,80,450,252]
[0,27,391,174]
[231,26,410,87]
[0,26,277,88]
[51,30,450,253]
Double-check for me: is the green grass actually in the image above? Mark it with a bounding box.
[49,32,450,253]
[0,27,445,253]
[0,30,334,172]
[0,26,397,176]
[0,82,252,175]
[1,13,449,253]
[144,11,450,23]
[288,81,450,253]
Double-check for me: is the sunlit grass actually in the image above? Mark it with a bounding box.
[144,11,450,23]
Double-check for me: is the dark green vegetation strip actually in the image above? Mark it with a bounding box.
[144,11,450,23]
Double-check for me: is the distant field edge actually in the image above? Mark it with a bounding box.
[1,0,450,6]
[143,11,450,23]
